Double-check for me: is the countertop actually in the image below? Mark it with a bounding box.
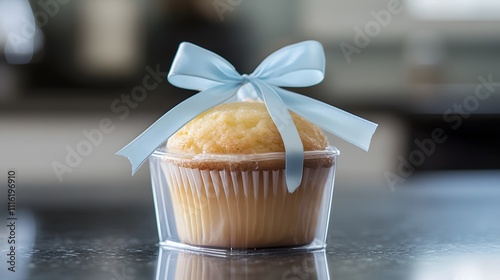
[2,170,500,280]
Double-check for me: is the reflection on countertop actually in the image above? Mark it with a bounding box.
[155,248,329,280]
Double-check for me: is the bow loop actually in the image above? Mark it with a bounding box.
[251,40,325,87]
[168,42,242,91]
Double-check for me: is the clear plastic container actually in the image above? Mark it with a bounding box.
[149,146,339,255]
[155,247,331,280]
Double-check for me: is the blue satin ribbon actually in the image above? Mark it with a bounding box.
[116,40,378,193]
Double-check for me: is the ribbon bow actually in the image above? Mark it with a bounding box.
[116,40,378,192]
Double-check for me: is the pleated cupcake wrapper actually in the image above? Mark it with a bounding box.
[160,161,334,249]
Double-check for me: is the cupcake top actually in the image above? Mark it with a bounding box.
[166,101,328,155]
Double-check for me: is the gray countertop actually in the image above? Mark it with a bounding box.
[2,170,500,280]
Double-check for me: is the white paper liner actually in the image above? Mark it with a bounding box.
[160,161,334,249]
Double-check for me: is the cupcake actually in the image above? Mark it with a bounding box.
[151,101,338,249]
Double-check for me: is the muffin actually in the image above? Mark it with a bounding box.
[155,101,337,249]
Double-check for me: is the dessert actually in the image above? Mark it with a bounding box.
[119,40,376,253]
[157,101,336,249]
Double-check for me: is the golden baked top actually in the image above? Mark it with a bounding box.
[166,101,328,154]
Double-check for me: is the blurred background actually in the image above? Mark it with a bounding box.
[1,0,499,209]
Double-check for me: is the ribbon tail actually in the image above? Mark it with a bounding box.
[252,80,304,193]
[274,87,378,151]
[116,84,240,174]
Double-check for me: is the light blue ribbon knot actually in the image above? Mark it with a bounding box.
[116,40,378,193]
